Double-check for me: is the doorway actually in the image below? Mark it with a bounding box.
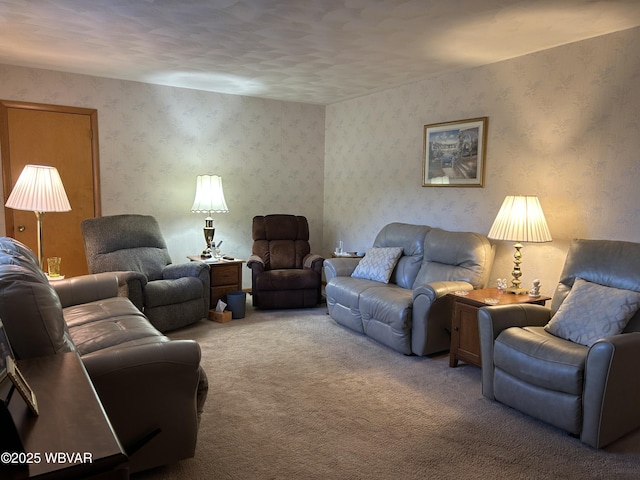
[0,101,101,277]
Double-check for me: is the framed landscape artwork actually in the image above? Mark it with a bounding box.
[422,117,488,187]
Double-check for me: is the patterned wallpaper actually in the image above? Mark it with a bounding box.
[325,27,640,295]
[1,27,639,294]
[0,68,325,288]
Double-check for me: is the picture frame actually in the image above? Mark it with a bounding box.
[0,319,14,385]
[6,357,39,416]
[422,117,488,187]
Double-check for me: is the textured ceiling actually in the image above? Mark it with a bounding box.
[1,0,640,105]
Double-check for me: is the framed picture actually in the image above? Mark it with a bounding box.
[6,357,39,416]
[422,117,488,187]
[0,320,14,385]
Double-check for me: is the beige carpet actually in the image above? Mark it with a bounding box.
[134,302,640,479]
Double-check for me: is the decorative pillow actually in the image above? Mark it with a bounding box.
[544,277,640,346]
[351,247,403,284]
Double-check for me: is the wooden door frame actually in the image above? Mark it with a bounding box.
[0,100,102,235]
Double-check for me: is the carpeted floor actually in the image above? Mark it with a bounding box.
[134,301,640,479]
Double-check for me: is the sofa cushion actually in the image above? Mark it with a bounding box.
[326,277,382,333]
[144,277,204,308]
[412,228,493,289]
[69,315,167,356]
[81,215,173,281]
[351,247,403,284]
[254,268,320,291]
[0,253,75,359]
[495,326,587,395]
[373,223,429,288]
[359,285,414,354]
[544,277,640,346]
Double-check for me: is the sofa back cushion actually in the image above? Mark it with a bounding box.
[412,228,494,289]
[551,238,640,332]
[0,237,75,359]
[252,215,311,270]
[82,215,172,281]
[372,223,430,289]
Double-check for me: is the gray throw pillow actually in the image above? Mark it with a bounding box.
[351,247,403,284]
[544,277,640,346]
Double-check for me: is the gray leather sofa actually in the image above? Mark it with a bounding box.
[324,223,494,356]
[0,237,208,473]
[478,238,640,448]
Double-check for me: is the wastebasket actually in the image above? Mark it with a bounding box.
[226,291,246,319]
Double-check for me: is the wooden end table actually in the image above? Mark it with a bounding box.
[3,352,128,479]
[448,288,551,368]
[187,256,244,308]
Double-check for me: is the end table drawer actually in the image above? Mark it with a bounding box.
[212,285,239,302]
[212,264,240,286]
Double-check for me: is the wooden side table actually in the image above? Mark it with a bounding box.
[187,256,244,308]
[3,352,128,479]
[448,288,551,368]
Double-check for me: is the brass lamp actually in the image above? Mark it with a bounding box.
[487,195,552,294]
[5,164,72,270]
[190,174,229,257]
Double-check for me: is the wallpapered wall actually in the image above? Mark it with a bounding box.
[325,27,640,295]
[1,27,639,295]
[0,67,325,288]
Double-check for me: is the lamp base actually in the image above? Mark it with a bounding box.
[504,286,529,295]
[202,216,215,258]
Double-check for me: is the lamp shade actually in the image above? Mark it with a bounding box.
[488,195,551,243]
[5,164,71,212]
[190,175,229,214]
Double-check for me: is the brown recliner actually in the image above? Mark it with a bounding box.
[247,215,324,309]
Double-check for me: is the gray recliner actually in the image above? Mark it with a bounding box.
[478,238,640,448]
[81,214,210,332]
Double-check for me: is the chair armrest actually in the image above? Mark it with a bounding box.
[163,261,209,280]
[303,254,324,275]
[478,304,551,399]
[110,271,147,311]
[323,258,361,283]
[111,270,148,287]
[246,254,264,271]
[582,332,640,448]
[81,340,204,464]
[52,273,119,308]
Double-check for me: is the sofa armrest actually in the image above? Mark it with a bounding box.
[412,280,473,302]
[478,304,551,399]
[52,273,119,308]
[323,257,361,283]
[582,332,640,448]
[410,281,473,355]
[81,340,204,471]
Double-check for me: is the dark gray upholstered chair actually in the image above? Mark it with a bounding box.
[247,214,324,309]
[478,238,640,448]
[81,214,210,331]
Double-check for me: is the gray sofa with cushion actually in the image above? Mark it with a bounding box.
[478,238,640,448]
[324,223,494,356]
[0,237,208,473]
